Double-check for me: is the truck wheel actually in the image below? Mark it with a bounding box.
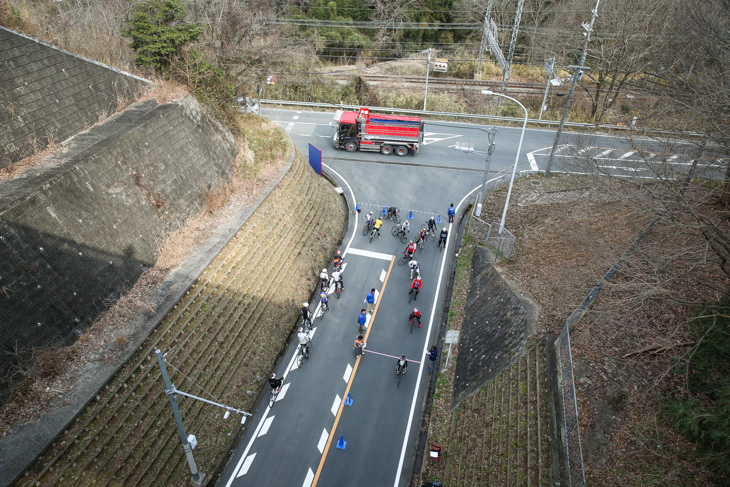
[345,141,358,152]
[395,146,408,157]
[380,144,393,155]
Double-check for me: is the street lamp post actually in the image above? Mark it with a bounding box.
[481,90,528,234]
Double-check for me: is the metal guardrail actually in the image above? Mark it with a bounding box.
[260,99,702,137]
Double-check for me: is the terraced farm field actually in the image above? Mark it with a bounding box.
[15,148,346,487]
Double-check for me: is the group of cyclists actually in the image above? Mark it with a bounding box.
[270,204,457,394]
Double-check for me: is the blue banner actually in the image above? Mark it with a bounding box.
[308,143,322,175]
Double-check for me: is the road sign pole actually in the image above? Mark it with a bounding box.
[423,48,431,112]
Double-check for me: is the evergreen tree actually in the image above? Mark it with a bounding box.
[122,0,205,72]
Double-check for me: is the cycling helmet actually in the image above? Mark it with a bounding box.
[443,228,447,232]
[410,240,414,244]
[413,308,419,313]
[417,276,421,281]
[335,249,341,256]
[322,268,327,273]
[298,327,303,332]
[303,302,309,307]
[270,373,276,379]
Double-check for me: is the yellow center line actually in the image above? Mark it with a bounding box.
[311,255,395,486]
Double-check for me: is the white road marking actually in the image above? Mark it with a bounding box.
[347,247,394,261]
[343,363,353,382]
[331,395,341,416]
[527,151,538,171]
[619,151,636,159]
[318,429,330,454]
[421,133,461,145]
[293,115,300,120]
[380,269,387,282]
[238,453,256,477]
[669,154,679,160]
[300,134,310,137]
[303,467,315,487]
[285,122,295,133]
[597,149,612,157]
[258,416,275,437]
[277,383,290,402]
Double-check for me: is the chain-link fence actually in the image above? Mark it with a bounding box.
[555,323,586,486]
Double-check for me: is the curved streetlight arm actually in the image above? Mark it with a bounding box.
[481,90,528,234]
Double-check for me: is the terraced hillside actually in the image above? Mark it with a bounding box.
[424,341,551,486]
[14,148,346,487]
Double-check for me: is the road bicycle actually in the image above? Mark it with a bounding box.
[416,235,425,253]
[362,219,374,236]
[303,317,312,334]
[333,280,343,298]
[438,236,447,252]
[269,386,281,408]
[398,251,411,266]
[382,208,401,224]
[421,223,436,241]
[319,300,329,320]
[391,225,407,243]
[408,287,419,303]
[296,341,311,367]
[369,226,381,242]
[409,315,421,333]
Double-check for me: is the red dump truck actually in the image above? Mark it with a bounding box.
[332,108,424,156]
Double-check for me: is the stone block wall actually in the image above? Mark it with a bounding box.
[0,26,149,167]
[0,96,238,401]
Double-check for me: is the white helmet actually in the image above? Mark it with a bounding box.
[322,268,327,273]
[443,228,447,232]
[298,327,303,332]
[303,302,309,307]
[270,373,276,379]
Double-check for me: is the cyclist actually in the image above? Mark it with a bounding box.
[448,203,456,223]
[387,206,399,220]
[439,227,448,248]
[409,308,422,328]
[366,211,374,228]
[400,219,410,234]
[297,327,310,358]
[301,302,311,325]
[408,259,420,280]
[405,240,416,258]
[409,276,422,301]
[320,268,330,291]
[333,250,344,271]
[320,290,329,312]
[269,373,283,392]
[372,217,383,238]
[354,335,365,356]
[331,269,343,293]
[396,355,408,375]
[427,216,437,235]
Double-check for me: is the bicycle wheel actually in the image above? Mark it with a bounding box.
[400,233,407,244]
[391,225,400,237]
[421,223,428,232]
[269,390,277,408]
[320,304,327,320]
[408,289,414,303]
[362,222,371,236]
[409,318,414,334]
[304,318,312,333]
[393,214,401,224]
[428,231,435,241]
[396,368,401,387]
[369,229,375,242]
[398,255,408,266]
[296,348,304,367]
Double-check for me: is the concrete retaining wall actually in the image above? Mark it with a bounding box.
[0,96,238,401]
[0,26,149,167]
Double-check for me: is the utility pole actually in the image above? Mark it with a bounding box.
[538,58,556,120]
[156,350,205,487]
[423,48,432,112]
[476,126,498,217]
[544,0,600,177]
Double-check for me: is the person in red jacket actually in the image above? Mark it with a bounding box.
[409,308,422,328]
[409,276,422,301]
[405,240,416,258]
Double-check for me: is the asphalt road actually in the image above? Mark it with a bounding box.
[217,109,718,487]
